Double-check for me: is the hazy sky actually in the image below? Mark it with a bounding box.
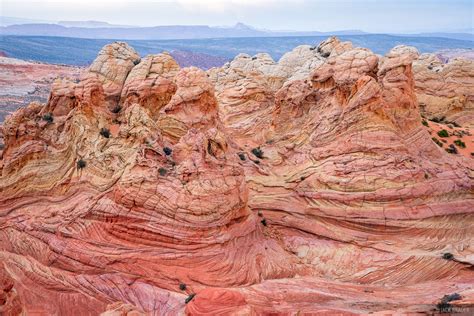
[1,0,473,33]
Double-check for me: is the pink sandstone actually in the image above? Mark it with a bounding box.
[0,38,473,315]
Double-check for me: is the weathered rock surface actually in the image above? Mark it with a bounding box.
[414,53,474,127]
[0,39,473,315]
[0,57,82,122]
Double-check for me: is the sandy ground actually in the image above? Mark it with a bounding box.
[424,119,473,159]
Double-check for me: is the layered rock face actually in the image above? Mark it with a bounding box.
[1,39,473,315]
[414,53,474,127]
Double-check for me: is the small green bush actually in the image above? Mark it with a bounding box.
[431,137,443,147]
[437,300,451,313]
[261,219,267,226]
[442,252,454,260]
[453,139,466,148]
[421,120,428,127]
[437,129,449,138]
[42,113,54,124]
[77,159,86,169]
[437,293,461,313]
[163,147,172,155]
[100,128,110,138]
[179,283,186,291]
[238,152,246,161]
[185,293,196,304]
[445,145,458,154]
[158,167,167,176]
[251,147,264,159]
[430,116,445,123]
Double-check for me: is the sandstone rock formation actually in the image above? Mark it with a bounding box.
[0,39,473,315]
[414,53,474,127]
[0,57,82,122]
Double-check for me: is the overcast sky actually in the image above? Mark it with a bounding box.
[1,0,473,33]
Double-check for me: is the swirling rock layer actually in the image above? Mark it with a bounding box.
[0,39,473,315]
[414,53,474,127]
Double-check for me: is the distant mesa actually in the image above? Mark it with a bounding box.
[57,20,136,28]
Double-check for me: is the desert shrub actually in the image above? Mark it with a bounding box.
[445,145,458,154]
[238,152,246,161]
[158,167,167,176]
[453,139,466,148]
[437,293,462,313]
[430,116,445,123]
[42,113,54,124]
[437,129,449,138]
[179,283,186,291]
[421,120,428,127]
[77,159,86,169]
[431,137,443,147]
[111,105,122,114]
[100,128,110,138]
[443,293,462,302]
[185,293,196,304]
[442,252,454,260]
[437,300,451,313]
[133,59,140,65]
[261,219,267,226]
[163,147,172,155]
[251,147,264,159]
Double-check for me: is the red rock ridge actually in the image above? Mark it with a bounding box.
[0,39,473,315]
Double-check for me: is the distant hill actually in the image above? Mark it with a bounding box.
[0,22,367,40]
[58,21,135,28]
[394,32,474,41]
[0,16,51,26]
[3,19,472,42]
[0,34,472,67]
